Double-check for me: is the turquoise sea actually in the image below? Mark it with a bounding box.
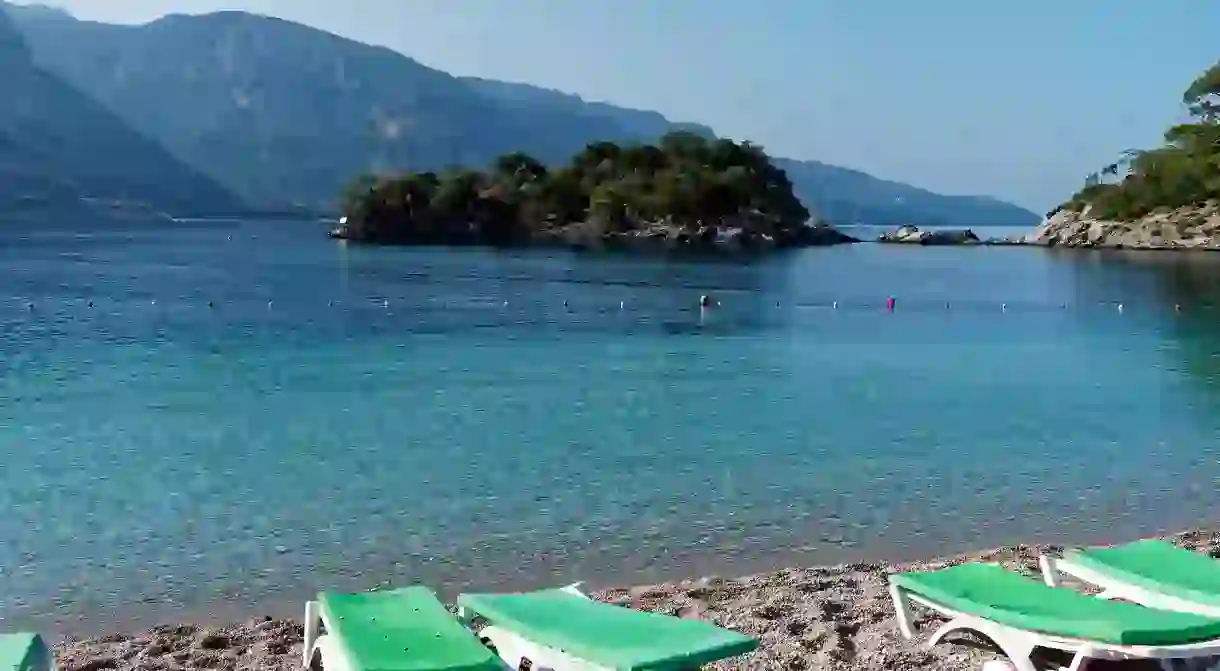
[4,219,1220,634]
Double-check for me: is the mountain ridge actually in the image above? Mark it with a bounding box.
[0,4,245,217]
[3,4,1037,227]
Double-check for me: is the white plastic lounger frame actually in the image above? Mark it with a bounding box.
[301,599,346,671]
[1040,554,1220,619]
[889,581,1220,671]
[458,583,615,671]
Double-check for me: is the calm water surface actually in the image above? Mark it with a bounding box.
[3,219,1220,633]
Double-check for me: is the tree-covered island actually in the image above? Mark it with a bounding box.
[334,132,857,253]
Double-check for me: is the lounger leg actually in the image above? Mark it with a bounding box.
[303,600,319,669]
[928,619,1039,671]
[1039,555,1060,588]
[1066,646,1096,671]
[889,583,916,640]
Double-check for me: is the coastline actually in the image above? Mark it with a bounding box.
[49,529,1220,671]
[331,220,862,254]
[1020,204,1220,251]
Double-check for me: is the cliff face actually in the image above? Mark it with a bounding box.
[1023,203,1220,250]
[0,3,244,215]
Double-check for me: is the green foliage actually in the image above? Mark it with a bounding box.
[340,132,812,247]
[1067,61,1220,220]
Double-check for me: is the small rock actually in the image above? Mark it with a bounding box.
[752,601,793,621]
[196,631,229,650]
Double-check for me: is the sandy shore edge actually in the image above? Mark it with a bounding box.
[51,530,1220,671]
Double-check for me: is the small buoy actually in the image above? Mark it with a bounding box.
[563,300,569,309]
[699,294,712,308]
[832,301,838,309]
[267,300,273,308]
[1117,303,1124,312]
[1176,304,1182,312]
[620,300,625,310]
[775,300,781,307]
[1001,303,1008,311]
[87,301,94,308]
[945,301,951,310]
[503,300,509,307]
[207,301,214,309]
[151,299,157,306]
[886,297,896,311]
[382,299,390,309]
[26,302,34,311]
[329,300,335,307]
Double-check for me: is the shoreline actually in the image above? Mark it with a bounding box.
[48,529,1220,671]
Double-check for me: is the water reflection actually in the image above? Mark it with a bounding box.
[1086,251,1220,397]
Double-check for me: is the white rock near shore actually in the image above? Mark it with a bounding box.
[1025,202,1220,250]
[878,224,981,246]
[49,530,1220,671]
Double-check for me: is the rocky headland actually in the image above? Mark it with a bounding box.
[47,529,1220,671]
[1021,57,1220,253]
[1021,203,1220,250]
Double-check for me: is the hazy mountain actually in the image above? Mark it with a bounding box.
[461,78,1038,227]
[775,159,1040,227]
[6,4,1038,226]
[0,6,243,217]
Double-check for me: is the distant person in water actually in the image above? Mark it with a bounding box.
[700,294,713,309]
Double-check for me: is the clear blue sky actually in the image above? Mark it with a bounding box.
[17,0,1220,211]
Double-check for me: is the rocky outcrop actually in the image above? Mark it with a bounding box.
[541,221,861,254]
[332,217,861,254]
[877,225,980,245]
[1024,203,1220,250]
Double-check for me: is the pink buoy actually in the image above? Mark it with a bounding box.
[886,297,896,311]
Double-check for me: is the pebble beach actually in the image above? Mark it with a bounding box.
[49,530,1220,671]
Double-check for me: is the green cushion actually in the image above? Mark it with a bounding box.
[891,563,1220,646]
[457,589,757,670]
[0,634,50,671]
[319,586,503,671]
[1067,540,1220,608]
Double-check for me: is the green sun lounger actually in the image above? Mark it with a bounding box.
[457,585,758,670]
[0,634,52,671]
[302,586,504,671]
[1041,539,1220,617]
[889,563,1220,671]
